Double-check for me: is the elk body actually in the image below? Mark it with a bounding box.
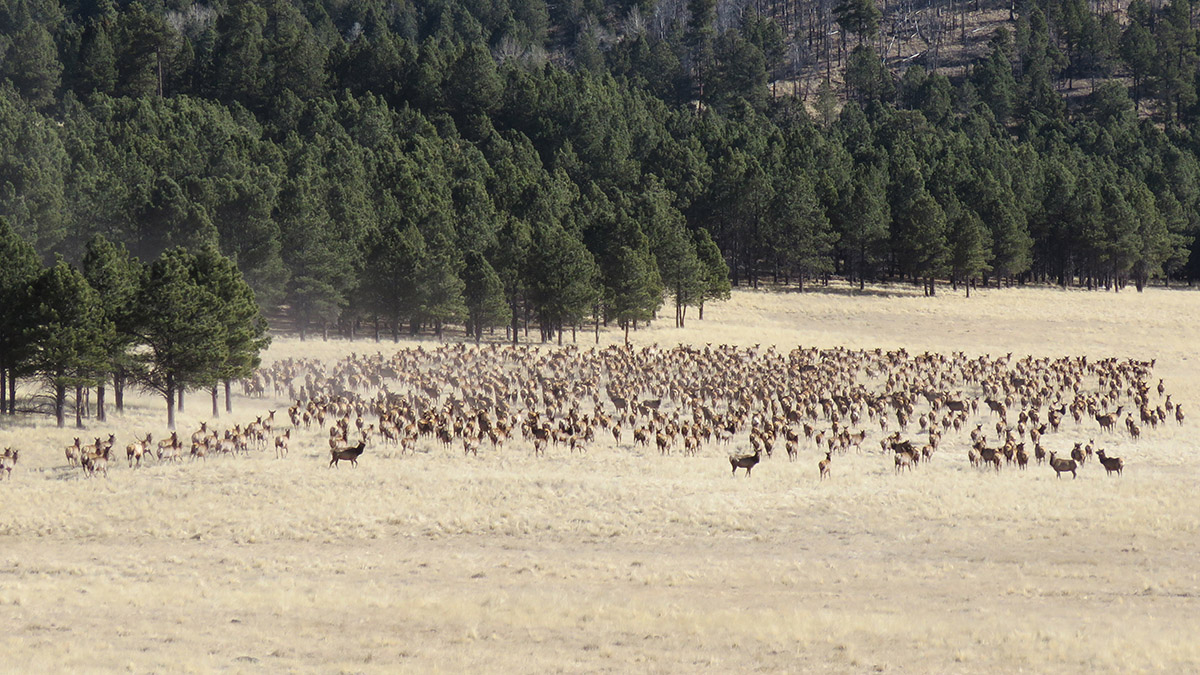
[330,441,366,468]
[1048,452,1077,479]
[1097,449,1124,476]
[729,448,761,477]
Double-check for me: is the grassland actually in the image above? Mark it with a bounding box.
[2,282,1199,673]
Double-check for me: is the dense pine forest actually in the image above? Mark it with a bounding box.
[3,0,1200,351]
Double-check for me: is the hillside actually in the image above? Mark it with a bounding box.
[1,0,1199,345]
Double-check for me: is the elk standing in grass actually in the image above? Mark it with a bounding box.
[330,440,366,468]
[0,448,18,479]
[274,429,290,458]
[819,452,831,481]
[127,433,152,468]
[729,448,761,477]
[1048,452,1077,479]
[1097,449,1124,476]
[65,438,81,467]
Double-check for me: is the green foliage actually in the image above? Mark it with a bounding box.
[462,250,511,341]
[528,221,599,340]
[834,0,881,43]
[693,227,730,308]
[24,260,113,426]
[190,245,270,381]
[0,218,42,407]
[0,0,1197,352]
[132,247,229,428]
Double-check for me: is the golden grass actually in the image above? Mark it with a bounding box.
[2,281,1199,672]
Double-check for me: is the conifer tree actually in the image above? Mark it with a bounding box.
[25,260,114,427]
[463,251,511,342]
[81,235,140,419]
[0,218,41,415]
[133,248,229,429]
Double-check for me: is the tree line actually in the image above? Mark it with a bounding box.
[0,219,268,429]
[1,0,1199,350]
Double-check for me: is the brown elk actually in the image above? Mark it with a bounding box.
[330,440,366,468]
[729,448,761,477]
[1095,408,1123,432]
[1048,452,1077,479]
[1096,449,1124,476]
[274,429,291,458]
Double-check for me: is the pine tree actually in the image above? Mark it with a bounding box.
[417,248,467,339]
[190,246,270,414]
[945,198,992,297]
[1,24,62,108]
[81,235,140,419]
[834,0,881,44]
[463,251,511,342]
[693,227,730,319]
[0,218,42,415]
[133,248,229,429]
[840,163,890,290]
[888,145,948,294]
[24,260,114,427]
[528,222,600,344]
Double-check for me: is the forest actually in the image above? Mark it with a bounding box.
[2,0,1200,352]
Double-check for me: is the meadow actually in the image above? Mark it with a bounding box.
[2,282,1199,673]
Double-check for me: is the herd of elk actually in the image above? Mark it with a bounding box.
[14,342,1174,484]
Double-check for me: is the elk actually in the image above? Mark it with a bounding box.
[127,433,152,468]
[65,438,81,467]
[1096,449,1124,476]
[729,448,761,477]
[1071,442,1086,466]
[274,429,291,458]
[330,440,366,468]
[1048,452,1077,479]
[1095,408,1122,432]
[0,448,17,479]
[819,451,831,481]
[1015,443,1029,470]
[157,432,181,461]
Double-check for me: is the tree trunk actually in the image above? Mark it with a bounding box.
[56,382,66,428]
[9,370,16,414]
[97,382,106,422]
[225,380,233,413]
[178,387,185,413]
[0,363,6,414]
[167,387,176,430]
[114,372,124,412]
[212,385,220,417]
[75,384,84,429]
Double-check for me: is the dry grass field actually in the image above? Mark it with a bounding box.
[2,282,1199,673]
